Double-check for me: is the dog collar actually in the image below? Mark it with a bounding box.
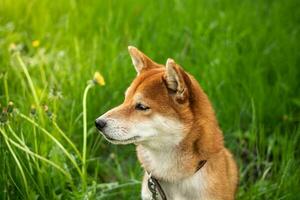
[147,160,207,200]
[147,172,167,200]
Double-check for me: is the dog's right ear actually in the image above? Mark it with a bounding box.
[164,58,189,103]
[128,46,159,75]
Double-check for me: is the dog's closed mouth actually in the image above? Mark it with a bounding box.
[101,133,141,143]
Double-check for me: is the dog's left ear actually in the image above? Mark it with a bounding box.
[128,46,159,75]
[164,58,189,103]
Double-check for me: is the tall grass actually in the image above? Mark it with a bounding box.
[0,0,299,199]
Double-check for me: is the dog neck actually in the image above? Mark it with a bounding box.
[136,137,206,182]
[137,144,184,182]
[136,121,223,183]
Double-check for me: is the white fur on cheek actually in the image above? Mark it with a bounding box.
[130,114,184,148]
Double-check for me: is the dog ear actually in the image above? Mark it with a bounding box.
[164,58,188,103]
[128,46,159,75]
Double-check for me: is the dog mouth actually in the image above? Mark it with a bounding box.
[100,132,141,144]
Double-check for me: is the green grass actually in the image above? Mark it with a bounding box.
[0,0,299,199]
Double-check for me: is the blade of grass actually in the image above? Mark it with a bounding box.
[15,53,44,125]
[1,128,29,197]
[0,127,72,180]
[18,113,83,178]
[32,121,45,195]
[4,73,9,104]
[7,124,36,162]
[53,121,82,160]
[20,130,33,174]
[7,124,39,176]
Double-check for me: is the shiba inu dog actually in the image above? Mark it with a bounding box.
[95,46,238,200]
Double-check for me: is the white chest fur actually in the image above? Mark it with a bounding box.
[138,146,213,200]
[160,169,210,200]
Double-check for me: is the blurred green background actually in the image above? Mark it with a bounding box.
[0,0,299,199]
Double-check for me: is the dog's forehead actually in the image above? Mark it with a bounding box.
[125,68,166,99]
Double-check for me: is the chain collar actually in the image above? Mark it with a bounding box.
[147,172,167,200]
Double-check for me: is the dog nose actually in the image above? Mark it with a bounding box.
[95,119,106,131]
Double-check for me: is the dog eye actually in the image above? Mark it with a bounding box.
[135,103,150,111]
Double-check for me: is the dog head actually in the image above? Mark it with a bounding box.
[95,46,222,152]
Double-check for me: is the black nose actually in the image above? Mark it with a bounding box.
[95,119,106,130]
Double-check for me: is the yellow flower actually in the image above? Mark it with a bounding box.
[8,43,17,51]
[32,40,40,47]
[93,71,105,86]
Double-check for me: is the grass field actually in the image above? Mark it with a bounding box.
[0,0,300,199]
